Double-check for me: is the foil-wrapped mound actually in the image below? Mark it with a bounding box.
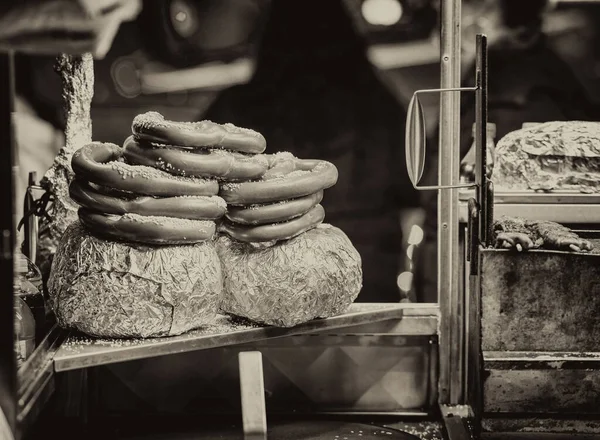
[493,121,600,193]
[216,224,363,327]
[48,223,222,338]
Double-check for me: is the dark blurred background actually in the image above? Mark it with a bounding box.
[13,0,600,302]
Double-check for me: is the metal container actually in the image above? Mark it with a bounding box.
[480,238,600,352]
[480,233,600,418]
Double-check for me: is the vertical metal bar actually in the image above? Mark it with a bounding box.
[475,34,489,244]
[23,172,38,263]
[461,225,469,402]
[0,50,17,438]
[428,337,440,407]
[467,256,483,426]
[466,34,487,424]
[438,0,463,404]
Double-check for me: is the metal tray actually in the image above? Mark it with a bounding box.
[53,303,411,372]
[459,188,600,204]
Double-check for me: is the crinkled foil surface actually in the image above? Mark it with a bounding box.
[494,121,600,193]
[217,224,363,327]
[48,223,222,338]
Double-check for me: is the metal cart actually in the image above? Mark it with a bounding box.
[0,1,470,438]
[3,0,599,439]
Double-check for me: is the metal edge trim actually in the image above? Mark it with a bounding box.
[54,304,407,372]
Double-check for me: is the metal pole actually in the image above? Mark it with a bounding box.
[0,50,17,438]
[438,0,463,404]
[475,35,491,246]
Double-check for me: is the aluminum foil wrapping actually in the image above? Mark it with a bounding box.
[494,121,600,193]
[216,224,363,327]
[34,54,94,280]
[48,223,222,338]
[43,54,94,238]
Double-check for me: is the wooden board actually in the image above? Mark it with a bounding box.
[239,352,267,440]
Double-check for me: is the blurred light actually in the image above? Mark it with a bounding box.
[170,0,198,39]
[407,224,424,245]
[111,58,141,98]
[361,0,403,26]
[406,244,415,260]
[397,271,413,292]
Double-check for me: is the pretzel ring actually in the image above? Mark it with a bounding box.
[219,160,338,205]
[71,142,219,197]
[132,112,266,154]
[220,204,325,243]
[261,152,298,179]
[225,191,323,226]
[123,136,268,181]
[78,208,216,245]
[70,180,226,221]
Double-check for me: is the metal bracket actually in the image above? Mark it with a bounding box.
[405,86,478,191]
[406,31,490,407]
[405,33,492,246]
[440,404,477,440]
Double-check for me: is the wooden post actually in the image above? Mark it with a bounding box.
[239,351,267,440]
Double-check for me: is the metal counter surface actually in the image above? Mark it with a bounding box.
[53,303,437,373]
[458,190,600,223]
[460,203,600,223]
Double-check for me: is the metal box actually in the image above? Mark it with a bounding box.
[480,239,600,418]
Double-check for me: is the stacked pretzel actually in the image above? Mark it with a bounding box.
[70,111,339,245]
[126,111,339,243]
[49,112,361,336]
[68,112,269,245]
[220,152,338,243]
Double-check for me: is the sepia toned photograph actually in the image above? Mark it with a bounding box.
[1,0,600,439]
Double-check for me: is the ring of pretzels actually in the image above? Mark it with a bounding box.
[123,136,269,181]
[132,111,266,154]
[72,142,219,197]
[78,208,216,245]
[225,191,323,226]
[70,180,226,221]
[219,158,338,205]
[220,204,326,243]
